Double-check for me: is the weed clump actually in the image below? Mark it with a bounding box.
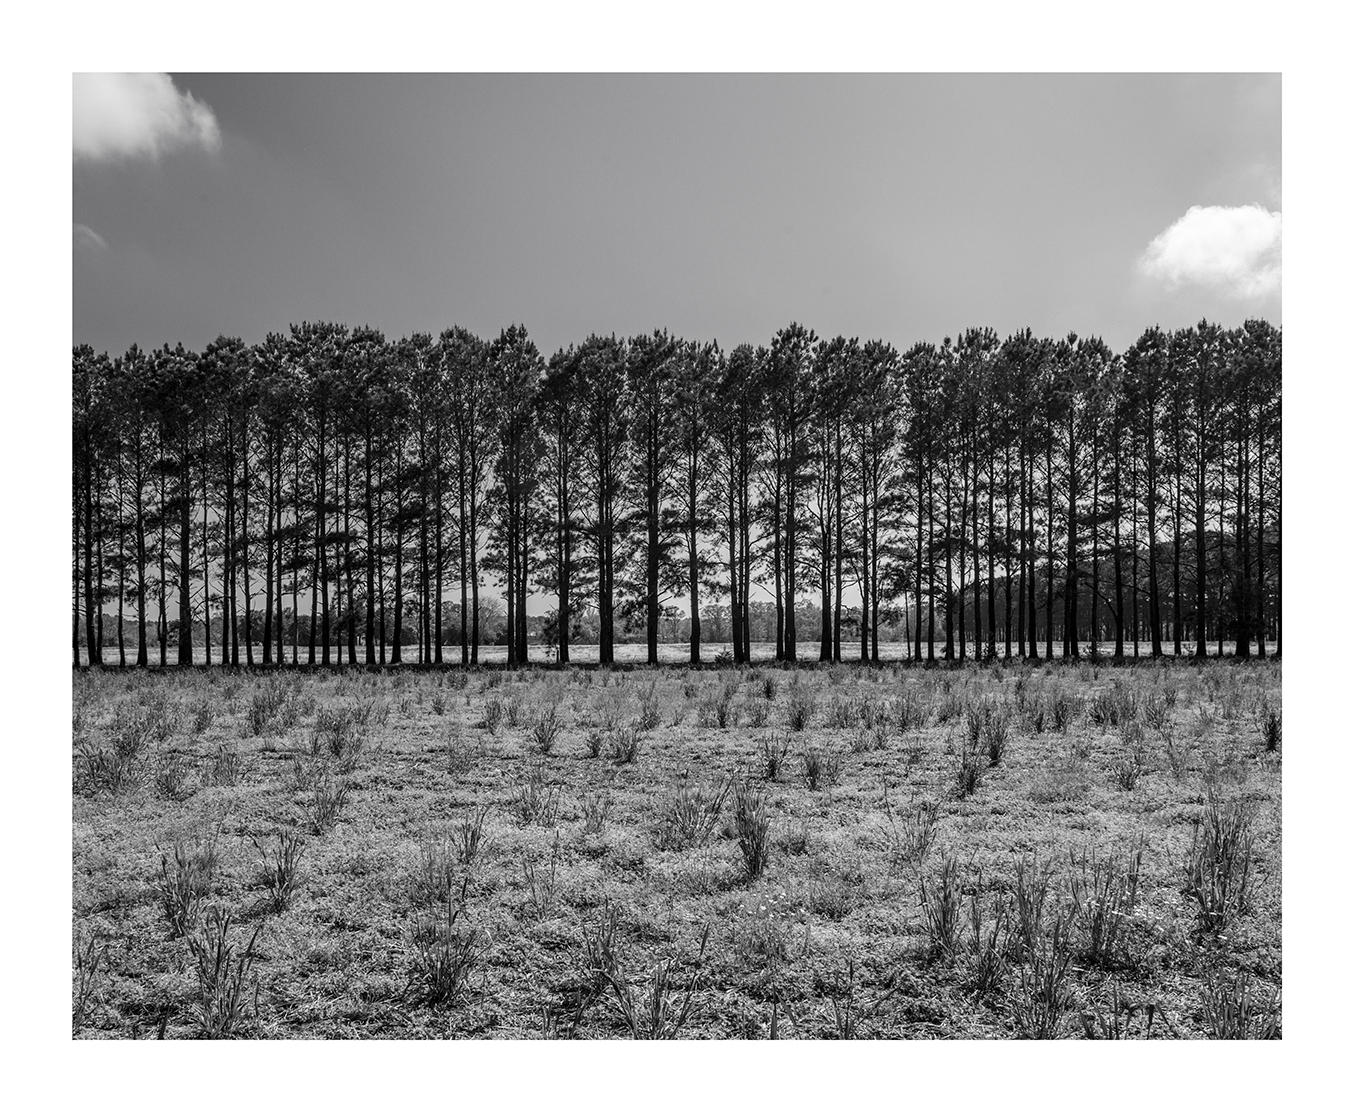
[786,686,817,732]
[800,746,842,791]
[158,834,219,937]
[409,874,484,1007]
[1069,839,1143,968]
[187,908,260,1039]
[609,725,642,765]
[254,830,305,913]
[514,764,561,826]
[1202,969,1281,1039]
[733,780,770,879]
[1185,793,1256,931]
[530,706,564,755]
[656,775,731,850]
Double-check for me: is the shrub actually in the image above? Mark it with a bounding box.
[733,780,770,879]
[656,775,732,850]
[1069,839,1143,968]
[800,746,842,791]
[158,834,218,937]
[254,830,305,913]
[1185,794,1256,931]
[1202,969,1281,1039]
[187,908,260,1038]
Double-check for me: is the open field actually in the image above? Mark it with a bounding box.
[72,658,1281,1039]
[76,640,1259,668]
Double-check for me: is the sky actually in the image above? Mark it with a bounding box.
[73,73,1281,358]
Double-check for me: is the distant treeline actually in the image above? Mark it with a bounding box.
[73,318,1280,667]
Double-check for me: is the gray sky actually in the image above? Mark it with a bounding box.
[73,73,1280,357]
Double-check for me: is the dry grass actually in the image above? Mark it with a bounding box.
[72,657,1280,1039]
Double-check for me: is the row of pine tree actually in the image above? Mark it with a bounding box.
[72,317,1280,667]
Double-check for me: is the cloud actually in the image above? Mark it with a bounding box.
[73,73,220,162]
[1138,204,1281,299]
[73,223,108,252]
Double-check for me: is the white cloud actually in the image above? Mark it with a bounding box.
[1138,204,1281,299]
[73,223,107,251]
[73,73,220,162]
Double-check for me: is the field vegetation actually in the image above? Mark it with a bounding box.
[72,658,1280,1039]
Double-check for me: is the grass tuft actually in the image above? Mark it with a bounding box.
[187,908,260,1039]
